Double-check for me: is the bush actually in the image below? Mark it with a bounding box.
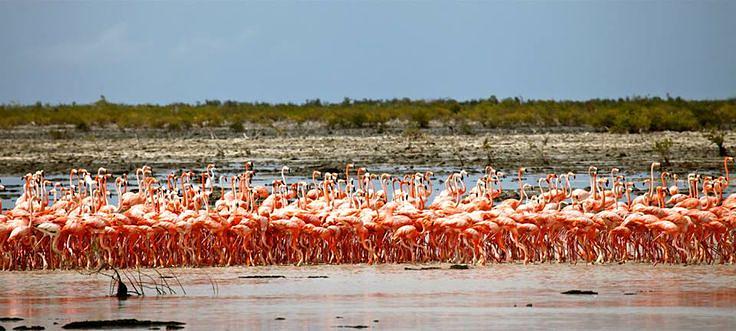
[48,130,72,140]
[410,110,430,129]
[75,121,90,132]
[346,111,368,128]
[704,129,728,156]
[229,121,245,132]
[402,125,425,139]
[0,97,733,132]
[653,138,674,166]
[459,122,474,135]
[167,122,182,132]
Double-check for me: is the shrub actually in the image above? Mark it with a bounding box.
[410,110,430,129]
[0,97,734,132]
[704,129,728,156]
[653,138,674,166]
[402,125,425,139]
[167,122,182,132]
[75,121,90,132]
[346,111,368,128]
[459,122,474,135]
[48,130,72,140]
[229,121,245,132]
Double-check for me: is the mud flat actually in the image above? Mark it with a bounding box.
[0,126,732,175]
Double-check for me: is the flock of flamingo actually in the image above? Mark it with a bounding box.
[1,158,736,271]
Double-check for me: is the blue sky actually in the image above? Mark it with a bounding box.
[1,1,734,104]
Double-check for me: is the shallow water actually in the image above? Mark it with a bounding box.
[2,166,735,329]
[1,164,721,210]
[1,264,735,330]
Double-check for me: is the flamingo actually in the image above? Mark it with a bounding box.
[1,159,736,270]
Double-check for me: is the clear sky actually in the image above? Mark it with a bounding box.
[1,1,734,104]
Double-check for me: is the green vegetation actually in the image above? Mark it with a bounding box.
[228,121,245,132]
[1,96,735,132]
[653,138,674,166]
[703,129,729,156]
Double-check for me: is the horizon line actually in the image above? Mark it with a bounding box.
[3,94,735,107]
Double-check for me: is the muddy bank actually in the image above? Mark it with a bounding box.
[0,126,732,175]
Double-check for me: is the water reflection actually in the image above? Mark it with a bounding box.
[1,264,735,330]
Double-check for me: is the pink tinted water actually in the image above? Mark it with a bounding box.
[1,264,735,330]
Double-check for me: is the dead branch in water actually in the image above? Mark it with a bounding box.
[205,271,219,296]
[80,265,185,299]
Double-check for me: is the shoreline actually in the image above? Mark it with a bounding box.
[0,126,732,176]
